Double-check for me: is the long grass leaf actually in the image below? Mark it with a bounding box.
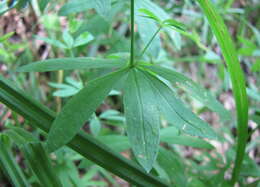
[0,135,29,187]
[196,0,249,183]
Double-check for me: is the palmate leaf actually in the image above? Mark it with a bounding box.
[140,68,217,140]
[123,68,215,172]
[0,75,168,187]
[47,68,128,152]
[143,65,230,122]
[124,69,160,172]
[17,57,127,72]
[22,143,63,187]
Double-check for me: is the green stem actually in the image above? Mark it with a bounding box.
[130,0,135,67]
[140,26,162,58]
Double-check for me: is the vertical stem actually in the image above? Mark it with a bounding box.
[130,0,135,67]
[56,70,63,112]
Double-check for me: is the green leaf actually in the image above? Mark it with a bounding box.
[58,0,96,16]
[34,35,67,49]
[196,0,249,183]
[144,65,230,122]
[62,30,74,48]
[22,143,62,187]
[162,19,187,31]
[90,114,101,136]
[160,127,214,149]
[140,69,217,139]
[240,155,260,177]
[58,0,111,18]
[17,57,127,72]
[94,0,111,18]
[139,8,161,23]
[4,127,38,147]
[0,32,15,43]
[124,69,160,172]
[157,148,187,187]
[49,77,83,98]
[47,69,127,152]
[0,135,29,187]
[0,75,168,187]
[97,135,130,152]
[136,0,181,50]
[161,127,214,149]
[73,32,94,47]
[135,2,161,58]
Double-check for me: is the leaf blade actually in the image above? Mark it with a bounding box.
[17,57,127,72]
[47,69,127,152]
[141,69,217,139]
[160,127,214,149]
[124,69,160,172]
[144,65,230,122]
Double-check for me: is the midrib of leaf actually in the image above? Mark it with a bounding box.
[196,0,249,184]
[133,73,149,159]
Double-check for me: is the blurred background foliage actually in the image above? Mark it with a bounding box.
[0,0,259,186]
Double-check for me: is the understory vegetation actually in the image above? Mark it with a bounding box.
[0,0,259,186]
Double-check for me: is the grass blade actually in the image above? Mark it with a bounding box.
[22,143,63,187]
[0,135,29,187]
[196,0,249,184]
[0,75,168,187]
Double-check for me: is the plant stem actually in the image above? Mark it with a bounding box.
[56,70,63,112]
[140,26,162,58]
[130,0,135,67]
